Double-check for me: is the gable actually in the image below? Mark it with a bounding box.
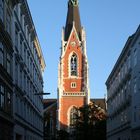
[64,24,81,52]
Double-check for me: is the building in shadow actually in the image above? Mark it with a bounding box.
[0,0,46,139]
[43,99,57,140]
[0,0,20,139]
[106,25,140,140]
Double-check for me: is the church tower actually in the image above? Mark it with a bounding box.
[57,0,90,131]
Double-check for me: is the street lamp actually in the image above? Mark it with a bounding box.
[34,92,51,95]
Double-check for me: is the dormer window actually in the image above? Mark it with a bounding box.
[70,54,77,76]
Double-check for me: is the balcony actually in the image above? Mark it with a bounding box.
[0,22,13,51]
[108,95,131,119]
[107,68,132,102]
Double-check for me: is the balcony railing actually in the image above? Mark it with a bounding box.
[107,68,132,102]
[108,95,131,119]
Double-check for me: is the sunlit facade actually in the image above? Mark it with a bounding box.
[57,0,90,132]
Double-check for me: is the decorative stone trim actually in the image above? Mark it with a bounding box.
[63,92,85,96]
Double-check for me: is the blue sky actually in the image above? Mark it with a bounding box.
[28,0,140,99]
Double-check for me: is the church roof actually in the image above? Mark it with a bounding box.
[90,98,106,111]
[65,0,82,41]
[43,99,57,109]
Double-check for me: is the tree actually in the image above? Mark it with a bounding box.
[73,103,106,140]
[57,130,69,140]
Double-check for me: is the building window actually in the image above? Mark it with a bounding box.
[118,72,121,83]
[6,53,11,74]
[15,95,18,112]
[124,63,127,74]
[134,78,137,93]
[17,95,19,114]
[71,82,76,88]
[124,85,127,98]
[121,89,124,101]
[0,42,4,65]
[134,112,136,122]
[7,91,12,113]
[134,49,137,66]
[19,69,22,88]
[15,29,18,50]
[20,35,23,56]
[127,55,131,69]
[0,0,4,21]
[24,73,26,91]
[134,83,137,94]
[24,45,27,63]
[15,61,18,84]
[6,11,11,35]
[20,12,22,24]
[0,84,4,109]
[139,109,140,120]
[70,107,77,127]
[128,80,131,86]
[70,54,77,76]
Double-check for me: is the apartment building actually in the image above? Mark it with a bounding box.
[106,25,140,140]
[0,0,16,139]
[0,0,46,140]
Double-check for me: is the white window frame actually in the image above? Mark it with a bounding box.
[71,82,76,88]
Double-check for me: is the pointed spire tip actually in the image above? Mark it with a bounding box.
[69,0,79,6]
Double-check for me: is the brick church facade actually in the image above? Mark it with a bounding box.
[43,1,106,139]
[57,0,90,131]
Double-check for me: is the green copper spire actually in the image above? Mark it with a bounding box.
[69,0,79,6]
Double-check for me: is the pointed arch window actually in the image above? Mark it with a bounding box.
[70,54,77,76]
[70,107,77,127]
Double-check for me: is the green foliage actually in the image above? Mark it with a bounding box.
[56,104,106,140]
[73,104,106,140]
[57,130,69,140]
